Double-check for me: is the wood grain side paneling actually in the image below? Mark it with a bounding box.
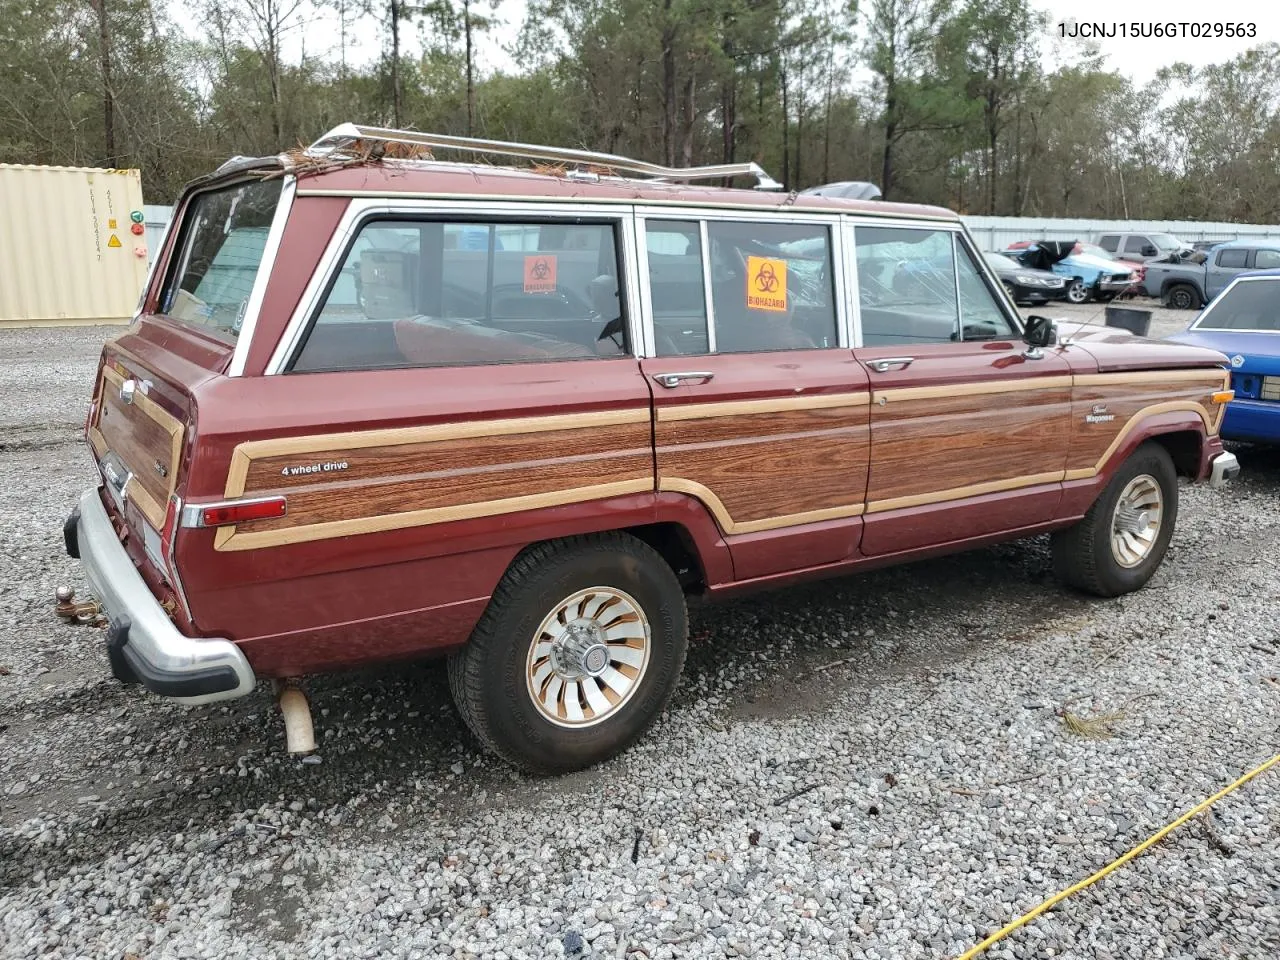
[655,399,870,533]
[865,387,1073,508]
[217,411,655,550]
[1065,374,1228,478]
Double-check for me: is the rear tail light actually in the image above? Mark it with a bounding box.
[181,496,287,528]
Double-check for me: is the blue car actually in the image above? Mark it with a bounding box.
[1168,270,1280,444]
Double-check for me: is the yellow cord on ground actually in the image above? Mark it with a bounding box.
[953,752,1280,960]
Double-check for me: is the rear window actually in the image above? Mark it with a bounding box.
[159,179,282,340]
[1216,248,1249,268]
[1196,279,1280,331]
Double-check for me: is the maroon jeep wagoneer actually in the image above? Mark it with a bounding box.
[62,125,1238,773]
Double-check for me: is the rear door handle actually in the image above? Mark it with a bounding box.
[652,371,714,388]
[865,356,915,373]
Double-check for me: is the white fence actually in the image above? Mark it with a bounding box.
[963,216,1280,252]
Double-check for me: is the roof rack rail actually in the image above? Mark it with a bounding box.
[307,123,784,191]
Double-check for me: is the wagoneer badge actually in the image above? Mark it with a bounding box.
[281,460,350,477]
[1085,404,1115,424]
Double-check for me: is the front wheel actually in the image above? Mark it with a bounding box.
[448,533,688,774]
[1065,279,1090,304]
[1051,442,1179,597]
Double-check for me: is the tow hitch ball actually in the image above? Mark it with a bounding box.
[54,586,104,626]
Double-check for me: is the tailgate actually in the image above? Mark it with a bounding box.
[88,356,189,532]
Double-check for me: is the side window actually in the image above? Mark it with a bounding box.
[855,226,959,344]
[1216,248,1249,268]
[292,219,629,372]
[1098,235,1119,252]
[955,245,1018,339]
[1123,236,1147,254]
[1253,249,1280,269]
[645,222,709,357]
[706,221,838,352]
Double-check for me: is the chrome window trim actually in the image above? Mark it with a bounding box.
[294,188,963,223]
[1191,274,1280,333]
[228,176,296,376]
[265,198,639,374]
[699,220,718,354]
[631,217,658,358]
[840,219,863,347]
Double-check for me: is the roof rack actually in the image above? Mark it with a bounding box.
[307,123,784,191]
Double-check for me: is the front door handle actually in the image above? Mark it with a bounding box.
[652,371,714,388]
[865,356,914,373]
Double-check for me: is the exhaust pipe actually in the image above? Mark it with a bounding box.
[276,681,316,755]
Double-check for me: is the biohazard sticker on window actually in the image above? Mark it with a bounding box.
[746,256,787,312]
[524,254,558,294]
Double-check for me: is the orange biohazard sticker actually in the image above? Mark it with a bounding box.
[746,256,787,312]
[524,254,558,294]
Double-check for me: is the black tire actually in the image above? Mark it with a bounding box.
[1065,278,1090,304]
[1163,283,1201,310]
[1002,281,1021,304]
[1051,442,1179,597]
[447,533,688,774]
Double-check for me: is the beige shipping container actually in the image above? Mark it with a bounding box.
[0,164,150,326]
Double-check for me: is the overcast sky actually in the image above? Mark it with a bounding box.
[256,0,1278,90]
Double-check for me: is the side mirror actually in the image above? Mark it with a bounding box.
[1023,315,1058,348]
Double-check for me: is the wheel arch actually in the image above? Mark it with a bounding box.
[1098,411,1211,481]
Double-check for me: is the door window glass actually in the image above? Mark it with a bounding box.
[1123,236,1148,254]
[855,226,959,344]
[955,245,1018,339]
[645,222,709,356]
[1216,248,1249,268]
[292,219,629,372]
[1098,235,1119,252]
[705,221,838,352]
[1253,249,1280,269]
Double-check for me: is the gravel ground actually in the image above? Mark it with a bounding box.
[1,309,1277,960]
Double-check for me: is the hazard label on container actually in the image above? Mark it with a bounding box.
[524,255,557,294]
[107,233,122,249]
[108,218,118,229]
[746,256,787,312]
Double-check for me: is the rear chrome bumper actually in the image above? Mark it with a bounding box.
[1209,451,1240,489]
[69,487,256,704]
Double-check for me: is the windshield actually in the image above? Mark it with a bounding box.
[1195,279,1280,331]
[1077,243,1117,260]
[1149,233,1183,251]
[160,179,282,340]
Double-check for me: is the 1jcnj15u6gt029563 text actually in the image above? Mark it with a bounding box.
[1057,21,1257,39]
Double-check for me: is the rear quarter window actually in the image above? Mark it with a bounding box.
[291,218,629,372]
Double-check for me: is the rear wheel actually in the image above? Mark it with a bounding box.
[1163,283,1201,310]
[448,533,688,774]
[1065,279,1090,304]
[1051,442,1179,597]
